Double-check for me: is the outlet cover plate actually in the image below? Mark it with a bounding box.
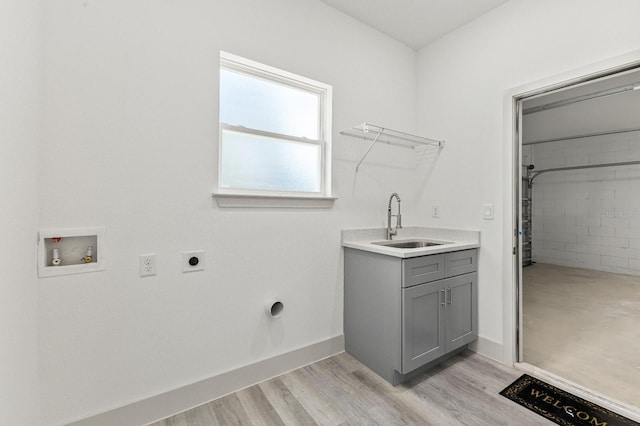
[140,253,157,277]
[183,250,205,272]
[432,205,440,218]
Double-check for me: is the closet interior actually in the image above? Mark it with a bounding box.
[520,67,640,409]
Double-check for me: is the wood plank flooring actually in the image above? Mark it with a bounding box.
[523,263,640,408]
[149,351,550,426]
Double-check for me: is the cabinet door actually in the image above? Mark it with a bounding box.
[401,280,445,373]
[445,272,477,351]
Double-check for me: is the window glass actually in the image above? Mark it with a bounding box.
[220,69,320,140]
[220,129,321,193]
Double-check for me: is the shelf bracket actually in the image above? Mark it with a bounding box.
[356,130,383,172]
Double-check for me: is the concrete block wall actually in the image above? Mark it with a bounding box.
[529,130,640,275]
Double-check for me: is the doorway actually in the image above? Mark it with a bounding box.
[515,64,640,410]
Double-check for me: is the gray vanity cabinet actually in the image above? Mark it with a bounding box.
[344,247,477,385]
[401,252,477,373]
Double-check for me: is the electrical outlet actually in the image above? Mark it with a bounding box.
[139,253,157,277]
[432,205,440,218]
[183,250,205,272]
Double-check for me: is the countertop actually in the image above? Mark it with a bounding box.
[341,226,480,258]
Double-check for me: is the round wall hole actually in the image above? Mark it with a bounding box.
[269,301,284,317]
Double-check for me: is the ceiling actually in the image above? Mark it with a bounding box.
[319,0,508,50]
[522,68,640,144]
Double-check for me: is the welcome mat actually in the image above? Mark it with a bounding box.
[500,374,639,426]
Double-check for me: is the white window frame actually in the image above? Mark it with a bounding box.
[213,51,335,208]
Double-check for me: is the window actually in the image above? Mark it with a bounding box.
[215,52,333,207]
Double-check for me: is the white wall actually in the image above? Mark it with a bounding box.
[529,131,640,274]
[415,0,640,359]
[39,0,418,423]
[0,0,42,424]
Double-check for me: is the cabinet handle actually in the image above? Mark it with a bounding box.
[447,288,452,305]
[440,289,446,306]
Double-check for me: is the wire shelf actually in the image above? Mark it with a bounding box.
[340,123,444,171]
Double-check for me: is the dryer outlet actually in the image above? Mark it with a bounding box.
[183,250,205,272]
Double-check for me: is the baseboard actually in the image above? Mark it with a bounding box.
[467,335,504,363]
[65,335,344,426]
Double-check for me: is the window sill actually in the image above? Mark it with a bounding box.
[212,193,337,208]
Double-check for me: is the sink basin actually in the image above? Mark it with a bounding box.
[372,239,451,249]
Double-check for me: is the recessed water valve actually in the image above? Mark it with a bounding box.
[83,246,94,263]
[52,248,62,266]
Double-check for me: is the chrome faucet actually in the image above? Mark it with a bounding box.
[386,193,402,240]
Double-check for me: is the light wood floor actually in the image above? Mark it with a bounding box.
[150,351,550,426]
[523,263,640,408]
